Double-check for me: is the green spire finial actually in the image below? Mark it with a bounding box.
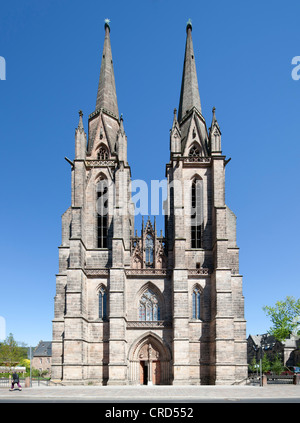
[187,18,192,31]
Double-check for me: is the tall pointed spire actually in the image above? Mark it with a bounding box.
[177,20,202,122]
[95,19,119,118]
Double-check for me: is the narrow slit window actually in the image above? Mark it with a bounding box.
[99,288,107,320]
[192,288,201,319]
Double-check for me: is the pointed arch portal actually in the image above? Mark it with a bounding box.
[128,333,172,385]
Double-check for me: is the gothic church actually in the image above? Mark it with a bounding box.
[52,21,248,385]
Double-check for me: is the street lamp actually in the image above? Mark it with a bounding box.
[260,340,263,386]
[253,336,264,386]
[259,334,267,387]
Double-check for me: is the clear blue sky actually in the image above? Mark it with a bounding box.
[0,0,300,347]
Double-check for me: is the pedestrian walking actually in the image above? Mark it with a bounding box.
[9,371,22,391]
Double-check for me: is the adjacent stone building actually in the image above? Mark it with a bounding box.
[247,334,300,368]
[51,21,248,385]
[32,341,52,376]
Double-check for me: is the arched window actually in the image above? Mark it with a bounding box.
[97,146,109,160]
[191,178,202,248]
[97,178,108,248]
[139,289,160,321]
[145,235,154,267]
[189,145,200,157]
[99,287,107,320]
[192,287,201,319]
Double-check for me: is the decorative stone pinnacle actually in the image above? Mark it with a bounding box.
[79,110,83,117]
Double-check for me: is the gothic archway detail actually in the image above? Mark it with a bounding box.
[128,332,172,385]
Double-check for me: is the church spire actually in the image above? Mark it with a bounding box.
[95,19,119,118]
[177,20,202,122]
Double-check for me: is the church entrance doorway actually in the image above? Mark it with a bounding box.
[129,333,171,385]
[140,361,148,385]
[139,359,161,385]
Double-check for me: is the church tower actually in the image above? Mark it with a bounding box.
[166,20,247,384]
[52,20,247,385]
[52,20,133,384]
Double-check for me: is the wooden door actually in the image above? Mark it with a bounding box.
[152,360,161,385]
[140,361,144,385]
[140,361,148,385]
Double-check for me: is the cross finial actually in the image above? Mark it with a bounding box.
[104,18,111,31]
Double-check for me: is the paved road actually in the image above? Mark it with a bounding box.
[0,384,300,403]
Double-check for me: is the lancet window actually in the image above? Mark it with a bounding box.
[192,287,201,320]
[145,235,154,267]
[99,287,107,320]
[97,178,108,248]
[191,178,202,248]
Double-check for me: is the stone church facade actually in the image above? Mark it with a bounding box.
[51,21,248,385]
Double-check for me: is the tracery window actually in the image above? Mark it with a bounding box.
[99,287,107,320]
[189,145,200,157]
[192,287,201,319]
[97,146,108,160]
[139,289,160,321]
[191,178,202,248]
[97,178,108,248]
[145,235,154,267]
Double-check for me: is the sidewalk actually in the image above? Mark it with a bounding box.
[0,384,300,402]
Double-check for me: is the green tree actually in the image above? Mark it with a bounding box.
[249,356,258,373]
[263,296,300,342]
[271,354,284,375]
[18,358,30,373]
[261,353,271,373]
[249,354,270,374]
[31,367,48,378]
[0,333,27,366]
